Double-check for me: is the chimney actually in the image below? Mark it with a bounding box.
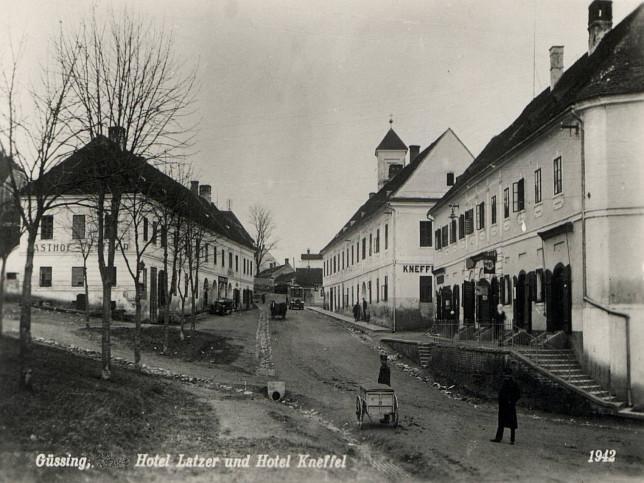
[199,184,212,203]
[190,180,199,194]
[409,145,420,163]
[307,249,310,254]
[549,46,564,90]
[108,126,126,151]
[285,258,289,266]
[588,0,612,55]
[369,192,376,198]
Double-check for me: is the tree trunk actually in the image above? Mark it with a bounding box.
[180,296,186,341]
[134,278,142,368]
[0,254,7,339]
[83,265,90,329]
[19,230,37,389]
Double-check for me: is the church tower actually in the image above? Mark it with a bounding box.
[588,0,612,55]
[375,119,407,191]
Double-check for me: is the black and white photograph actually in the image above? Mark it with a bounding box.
[1,0,643,481]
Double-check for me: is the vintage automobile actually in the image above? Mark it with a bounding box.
[210,298,234,316]
[289,298,304,310]
[270,301,287,320]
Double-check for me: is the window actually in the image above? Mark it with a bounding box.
[40,267,52,287]
[458,214,465,239]
[554,157,563,195]
[420,220,433,247]
[362,238,366,260]
[369,233,373,256]
[235,255,239,272]
[333,255,337,273]
[534,168,542,203]
[464,209,474,235]
[104,214,114,240]
[356,242,360,263]
[72,215,85,239]
[375,229,380,253]
[420,276,432,303]
[41,216,54,240]
[214,246,217,264]
[504,188,510,218]
[143,218,149,241]
[341,251,345,270]
[141,268,147,299]
[491,196,497,225]
[346,248,349,266]
[160,226,167,248]
[368,280,372,303]
[513,178,525,212]
[383,276,388,301]
[205,244,209,263]
[376,277,380,303]
[385,224,389,249]
[441,225,448,247]
[351,245,354,265]
[151,221,158,245]
[71,267,84,287]
[476,202,485,230]
[446,172,455,186]
[222,249,225,267]
[435,229,441,249]
[503,275,512,304]
[450,219,457,244]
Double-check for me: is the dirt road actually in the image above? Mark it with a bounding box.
[270,307,644,482]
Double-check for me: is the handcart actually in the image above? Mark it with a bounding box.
[356,383,398,428]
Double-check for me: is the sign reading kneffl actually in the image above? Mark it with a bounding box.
[402,265,432,273]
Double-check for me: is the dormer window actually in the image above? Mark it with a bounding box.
[446,172,455,186]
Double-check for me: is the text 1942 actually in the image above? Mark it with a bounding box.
[588,450,616,463]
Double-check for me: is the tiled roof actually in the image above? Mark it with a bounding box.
[375,128,407,154]
[321,128,453,253]
[431,4,644,213]
[29,136,256,250]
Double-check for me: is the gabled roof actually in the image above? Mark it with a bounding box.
[29,135,256,250]
[375,128,407,154]
[321,128,453,253]
[431,4,644,213]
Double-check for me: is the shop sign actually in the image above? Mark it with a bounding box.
[402,264,432,273]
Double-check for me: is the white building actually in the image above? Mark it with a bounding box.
[321,126,473,330]
[429,1,644,408]
[7,135,256,321]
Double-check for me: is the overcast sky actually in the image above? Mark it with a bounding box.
[4,0,641,266]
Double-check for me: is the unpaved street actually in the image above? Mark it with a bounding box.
[269,307,644,482]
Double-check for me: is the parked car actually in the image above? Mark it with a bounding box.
[289,298,304,310]
[210,298,234,316]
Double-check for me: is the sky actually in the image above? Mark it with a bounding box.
[3,0,642,267]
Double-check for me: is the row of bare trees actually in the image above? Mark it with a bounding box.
[0,8,198,387]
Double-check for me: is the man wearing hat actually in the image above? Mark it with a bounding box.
[378,354,391,386]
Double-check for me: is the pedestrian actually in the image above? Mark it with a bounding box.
[495,304,506,344]
[378,354,391,422]
[362,298,369,323]
[378,354,391,386]
[491,368,521,444]
[353,302,360,322]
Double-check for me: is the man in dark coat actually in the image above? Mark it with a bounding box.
[378,354,391,423]
[494,304,506,343]
[491,369,521,444]
[378,354,391,386]
[353,302,360,322]
[362,298,369,322]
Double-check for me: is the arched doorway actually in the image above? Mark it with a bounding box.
[514,271,532,332]
[441,286,453,319]
[463,280,475,326]
[548,264,572,333]
[203,278,209,306]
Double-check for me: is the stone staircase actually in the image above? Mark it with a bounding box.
[517,347,623,406]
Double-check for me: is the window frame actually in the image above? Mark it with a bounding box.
[419,220,433,247]
[72,215,85,240]
[41,215,54,240]
[419,276,433,303]
[71,266,84,287]
[513,178,525,212]
[40,267,52,287]
[535,168,542,203]
[554,156,563,195]
[476,202,485,230]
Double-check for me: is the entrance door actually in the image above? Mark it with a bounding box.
[476,279,491,327]
[549,264,572,333]
[514,272,525,330]
[452,285,460,321]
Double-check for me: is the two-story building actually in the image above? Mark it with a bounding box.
[429,1,644,407]
[6,134,256,321]
[321,126,473,330]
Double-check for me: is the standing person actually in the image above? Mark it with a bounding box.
[378,354,391,385]
[491,368,521,444]
[378,354,391,423]
[353,302,360,322]
[362,298,368,322]
[495,304,506,343]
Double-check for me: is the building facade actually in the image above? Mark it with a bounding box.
[6,135,256,321]
[429,1,644,407]
[321,127,473,330]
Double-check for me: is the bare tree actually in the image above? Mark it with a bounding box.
[249,204,278,276]
[0,44,79,388]
[56,9,198,379]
